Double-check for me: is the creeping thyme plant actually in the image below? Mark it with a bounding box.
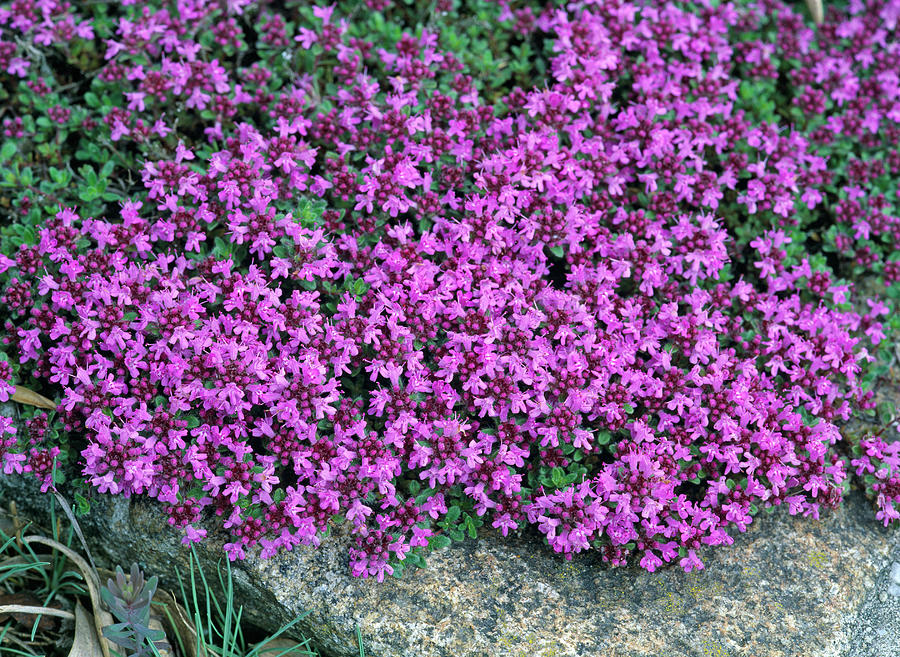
[1,0,900,582]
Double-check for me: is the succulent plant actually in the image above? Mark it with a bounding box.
[100,563,169,657]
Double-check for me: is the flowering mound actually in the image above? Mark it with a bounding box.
[2,0,900,581]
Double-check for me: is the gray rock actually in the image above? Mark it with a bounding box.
[844,528,900,657]
[1,471,898,657]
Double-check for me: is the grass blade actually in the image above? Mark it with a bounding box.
[50,490,99,576]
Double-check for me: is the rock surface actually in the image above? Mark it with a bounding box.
[1,470,898,657]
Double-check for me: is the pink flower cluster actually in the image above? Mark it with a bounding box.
[1,0,899,579]
[850,432,900,525]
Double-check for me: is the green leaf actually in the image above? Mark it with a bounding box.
[0,141,16,162]
[464,515,478,539]
[444,505,461,524]
[352,278,369,295]
[14,224,36,245]
[551,466,566,488]
[548,244,565,258]
[78,164,98,185]
[429,534,452,550]
[48,166,65,184]
[739,81,756,100]
[74,492,91,516]
[405,552,427,569]
[878,400,895,425]
[79,188,100,202]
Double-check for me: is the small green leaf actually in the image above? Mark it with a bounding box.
[78,164,98,185]
[405,552,427,569]
[878,400,895,425]
[429,534,452,550]
[74,492,91,516]
[0,141,16,162]
[353,278,369,295]
[444,505,461,524]
[551,466,566,488]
